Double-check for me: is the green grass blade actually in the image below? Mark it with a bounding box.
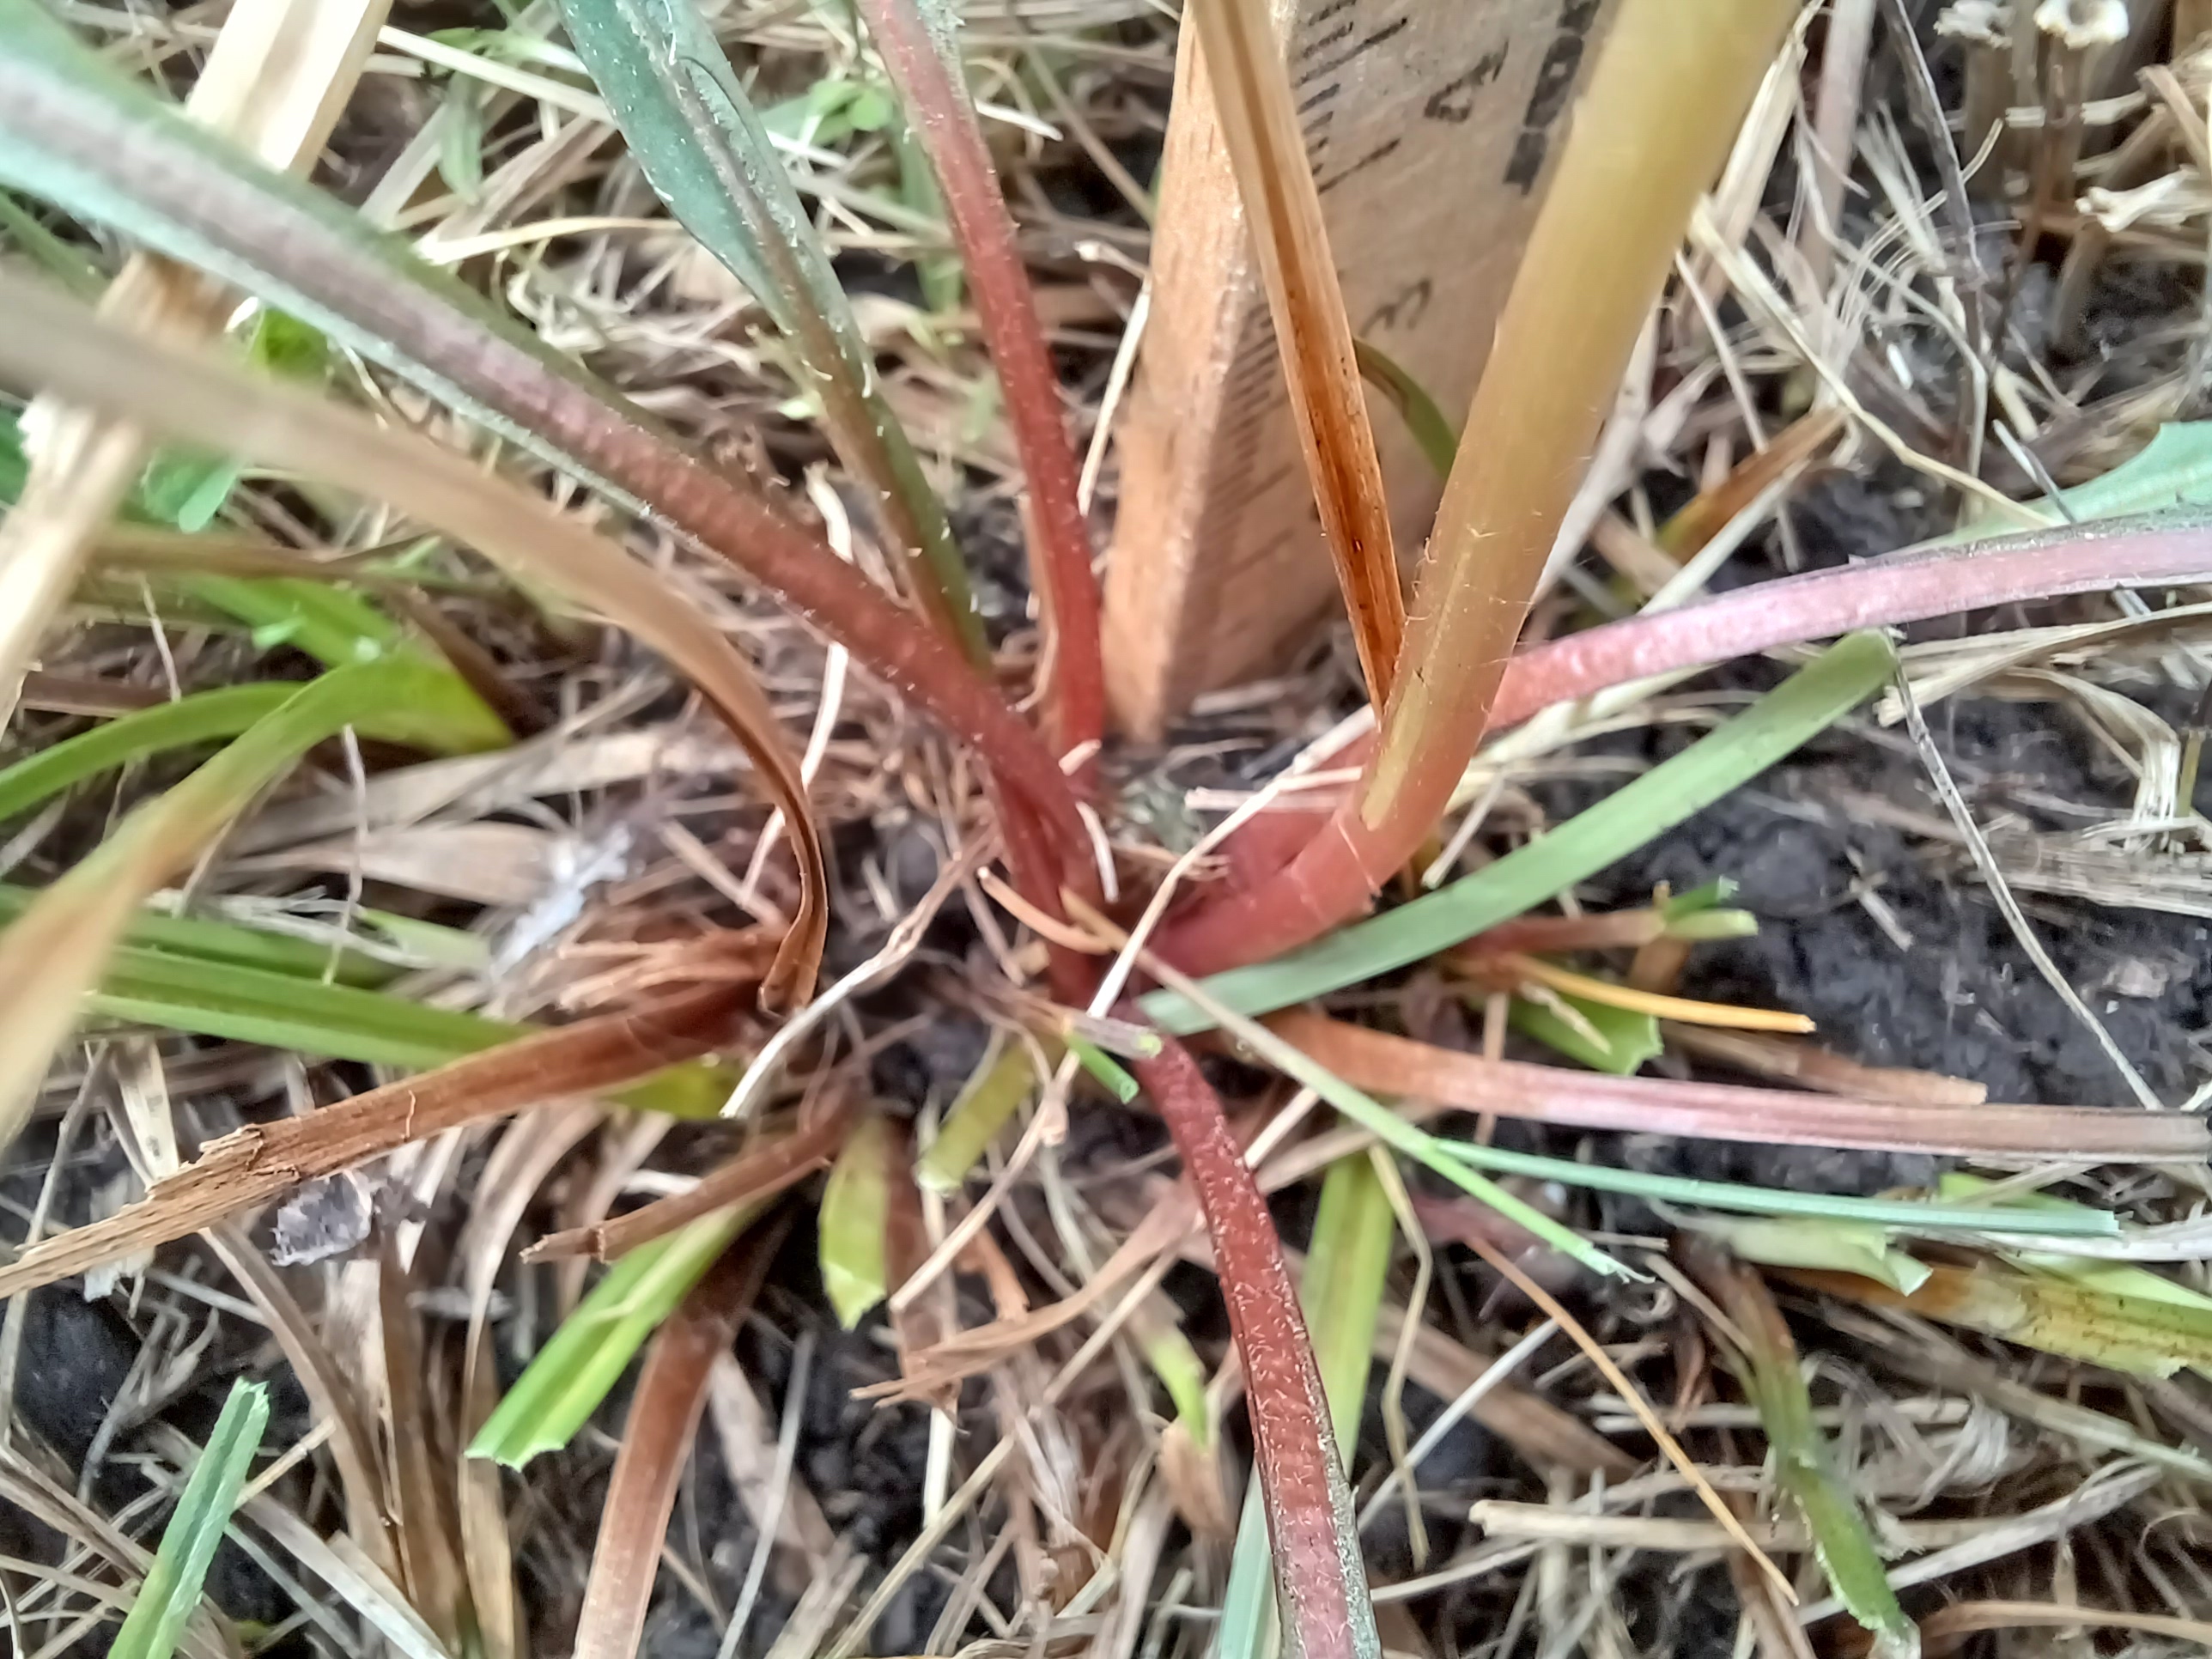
[82,943,733,1116]
[1066,1032,1139,1102]
[1303,1158,1397,1447]
[1149,959,1626,1279]
[890,117,963,312]
[1772,1428,1912,1659]
[1943,419,2212,538]
[0,884,481,986]
[0,395,25,501]
[1139,1311,1210,1438]
[180,573,396,661]
[1145,632,1897,1034]
[545,0,984,658]
[174,572,507,754]
[1218,1157,1394,1659]
[112,1379,269,1659]
[819,1113,893,1328]
[469,1209,750,1467]
[1507,988,1662,1075]
[1694,1251,1913,1659]
[0,670,503,823]
[0,188,102,294]
[1353,338,1459,480]
[140,307,331,531]
[1429,1138,2120,1237]
[1676,1214,1930,1295]
[4,659,497,830]
[917,1041,1036,1193]
[0,686,291,820]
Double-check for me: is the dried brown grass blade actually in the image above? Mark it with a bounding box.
[854,1189,1199,1396]
[1655,406,1848,556]
[1918,1601,2212,1655]
[1662,1027,1986,1108]
[0,975,763,1299]
[0,0,386,721]
[524,1098,851,1262]
[455,1103,604,1659]
[1268,1012,2203,1161]
[379,1238,468,1650]
[1363,1297,1634,1480]
[0,269,827,1009]
[201,1224,398,1577]
[572,1217,784,1659]
[1464,1235,1793,1599]
[1188,0,1402,699]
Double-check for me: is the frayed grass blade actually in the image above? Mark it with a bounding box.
[112,1379,269,1659]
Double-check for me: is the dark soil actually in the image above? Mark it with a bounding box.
[1583,467,2212,1116]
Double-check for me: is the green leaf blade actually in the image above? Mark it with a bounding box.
[84,942,734,1116]
[112,1379,270,1659]
[818,1113,893,1328]
[470,1209,750,1467]
[555,0,982,658]
[1507,988,1662,1075]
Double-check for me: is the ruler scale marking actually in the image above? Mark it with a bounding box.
[1104,0,1617,737]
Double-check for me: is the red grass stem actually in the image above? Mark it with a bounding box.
[1162,510,2212,972]
[850,0,1106,764]
[0,47,1098,915]
[1128,1032,1375,1659]
[1270,1012,2208,1162]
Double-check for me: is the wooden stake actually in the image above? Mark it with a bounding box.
[1104,0,1614,737]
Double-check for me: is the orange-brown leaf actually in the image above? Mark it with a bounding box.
[0,972,765,1300]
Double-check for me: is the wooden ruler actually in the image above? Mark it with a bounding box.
[1104,0,1613,738]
